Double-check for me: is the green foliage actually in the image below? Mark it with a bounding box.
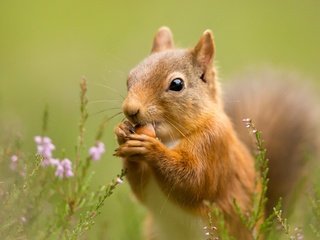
[0,87,319,240]
[242,119,271,239]
[68,169,126,239]
[273,206,304,240]
[310,186,320,238]
[1,1,319,239]
[204,201,235,240]
[205,119,317,240]
[0,80,125,240]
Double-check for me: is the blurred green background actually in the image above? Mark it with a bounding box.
[0,0,319,239]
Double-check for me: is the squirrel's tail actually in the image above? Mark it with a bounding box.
[223,68,319,214]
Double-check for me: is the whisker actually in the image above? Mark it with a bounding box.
[90,107,122,116]
[168,117,189,133]
[102,70,127,80]
[163,116,192,144]
[165,122,175,144]
[88,99,123,104]
[87,82,125,100]
[168,127,176,143]
[95,112,123,141]
[163,116,187,135]
[102,111,124,122]
[101,52,133,65]
[121,117,127,122]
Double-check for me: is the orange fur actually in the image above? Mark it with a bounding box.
[115,27,257,239]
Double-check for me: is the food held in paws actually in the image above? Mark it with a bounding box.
[134,124,156,138]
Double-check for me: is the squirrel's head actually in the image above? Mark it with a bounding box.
[122,27,221,142]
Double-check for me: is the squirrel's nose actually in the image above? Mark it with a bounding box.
[127,107,140,118]
[123,100,141,123]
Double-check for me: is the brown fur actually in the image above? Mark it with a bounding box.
[224,69,319,213]
[114,28,318,239]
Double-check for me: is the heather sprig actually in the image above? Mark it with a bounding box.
[0,78,125,239]
[73,77,89,177]
[55,158,74,179]
[205,119,279,240]
[34,136,56,166]
[273,206,304,240]
[204,201,233,240]
[68,169,126,239]
[89,141,105,161]
[310,186,320,238]
[241,118,270,238]
[80,111,122,180]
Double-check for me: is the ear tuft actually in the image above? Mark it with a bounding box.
[151,26,174,53]
[193,30,215,69]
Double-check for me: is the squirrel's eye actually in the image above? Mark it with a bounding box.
[169,78,184,91]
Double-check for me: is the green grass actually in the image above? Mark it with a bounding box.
[0,78,319,239]
[0,1,320,239]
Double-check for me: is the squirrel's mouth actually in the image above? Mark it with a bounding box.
[127,119,159,133]
[127,117,180,142]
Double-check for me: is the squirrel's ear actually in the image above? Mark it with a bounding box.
[193,30,215,69]
[151,26,174,53]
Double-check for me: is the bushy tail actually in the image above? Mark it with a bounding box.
[223,68,319,214]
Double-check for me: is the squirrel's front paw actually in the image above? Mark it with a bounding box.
[114,121,135,145]
[114,134,165,160]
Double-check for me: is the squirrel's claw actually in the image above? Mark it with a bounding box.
[114,121,134,145]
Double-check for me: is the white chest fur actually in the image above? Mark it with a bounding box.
[143,139,206,240]
[144,178,205,240]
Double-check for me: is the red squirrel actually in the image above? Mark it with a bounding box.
[114,27,318,240]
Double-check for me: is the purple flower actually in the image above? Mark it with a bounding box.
[33,135,75,179]
[10,155,18,170]
[34,136,55,166]
[55,158,74,179]
[89,141,105,161]
[50,158,60,166]
[55,163,64,178]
